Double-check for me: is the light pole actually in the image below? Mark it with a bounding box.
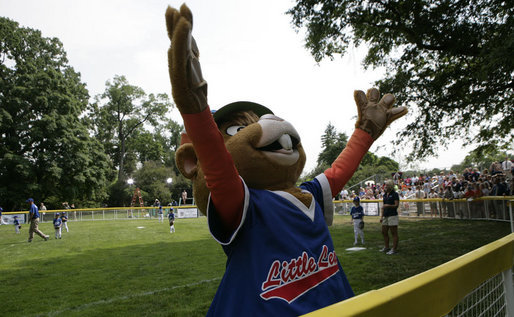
[127,178,135,218]
[166,178,173,205]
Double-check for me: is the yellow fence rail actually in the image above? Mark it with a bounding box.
[304,233,514,317]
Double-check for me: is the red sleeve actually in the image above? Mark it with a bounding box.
[182,107,244,231]
[324,129,374,196]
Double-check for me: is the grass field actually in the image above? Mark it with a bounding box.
[0,215,511,316]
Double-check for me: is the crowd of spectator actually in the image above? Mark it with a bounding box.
[339,157,513,219]
[343,157,513,199]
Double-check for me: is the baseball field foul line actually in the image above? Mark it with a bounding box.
[45,277,222,317]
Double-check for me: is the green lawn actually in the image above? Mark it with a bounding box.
[0,216,510,316]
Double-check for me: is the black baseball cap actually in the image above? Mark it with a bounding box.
[212,101,273,125]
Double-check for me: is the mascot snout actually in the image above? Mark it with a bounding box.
[256,114,301,166]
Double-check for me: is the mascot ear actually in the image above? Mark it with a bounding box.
[175,143,198,179]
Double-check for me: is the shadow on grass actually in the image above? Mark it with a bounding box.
[1,218,511,316]
[330,217,511,295]
[0,238,225,317]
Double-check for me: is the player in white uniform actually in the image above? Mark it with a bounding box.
[53,213,62,239]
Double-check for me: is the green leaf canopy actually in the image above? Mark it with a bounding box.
[0,17,111,210]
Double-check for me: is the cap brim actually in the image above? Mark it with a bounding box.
[212,101,273,125]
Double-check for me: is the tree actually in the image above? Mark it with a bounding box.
[89,75,173,181]
[300,123,398,188]
[451,147,511,172]
[0,18,112,210]
[347,152,399,189]
[159,120,184,171]
[318,123,349,167]
[132,161,181,206]
[301,123,348,180]
[288,0,514,160]
[129,120,184,171]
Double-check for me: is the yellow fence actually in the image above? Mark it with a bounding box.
[304,233,514,317]
[3,205,199,222]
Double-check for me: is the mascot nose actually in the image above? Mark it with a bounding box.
[257,114,301,148]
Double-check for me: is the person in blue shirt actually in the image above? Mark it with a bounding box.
[53,213,63,239]
[61,212,69,232]
[380,180,400,254]
[13,216,21,234]
[168,208,175,233]
[350,196,365,245]
[27,198,49,242]
[157,200,164,223]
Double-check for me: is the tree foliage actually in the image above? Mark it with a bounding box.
[0,17,112,210]
[115,160,188,207]
[348,152,399,189]
[318,123,348,167]
[88,75,173,181]
[301,123,399,188]
[288,0,514,160]
[451,147,511,172]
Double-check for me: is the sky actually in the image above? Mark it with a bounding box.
[1,0,474,173]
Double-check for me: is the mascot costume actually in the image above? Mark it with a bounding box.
[165,4,407,316]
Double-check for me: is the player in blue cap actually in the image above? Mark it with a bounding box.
[350,196,365,245]
[13,215,21,234]
[61,211,69,232]
[53,213,63,239]
[168,207,176,233]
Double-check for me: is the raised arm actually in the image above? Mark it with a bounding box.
[166,5,244,231]
[324,88,407,195]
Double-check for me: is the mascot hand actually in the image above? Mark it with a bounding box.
[165,4,207,114]
[354,88,408,140]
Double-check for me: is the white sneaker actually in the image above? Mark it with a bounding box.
[386,249,397,255]
[379,247,390,252]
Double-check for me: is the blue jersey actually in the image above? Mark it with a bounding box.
[383,190,400,217]
[29,204,40,219]
[14,219,19,226]
[168,212,175,221]
[206,174,353,316]
[350,206,364,219]
[53,218,62,228]
[61,214,68,222]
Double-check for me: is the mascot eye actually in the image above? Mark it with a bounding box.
[226,126,246,136]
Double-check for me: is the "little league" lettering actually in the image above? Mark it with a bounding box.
[260,245,340,303]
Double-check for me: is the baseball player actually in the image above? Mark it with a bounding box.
[14,216,21,234]
[350,197,365,245]
[53,213,62,239]
[61,212,69,232]
[168,208,176,233]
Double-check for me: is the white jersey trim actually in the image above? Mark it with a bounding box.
[207,176,250,246]
[315,173,334,226]
[270,190,316,222]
